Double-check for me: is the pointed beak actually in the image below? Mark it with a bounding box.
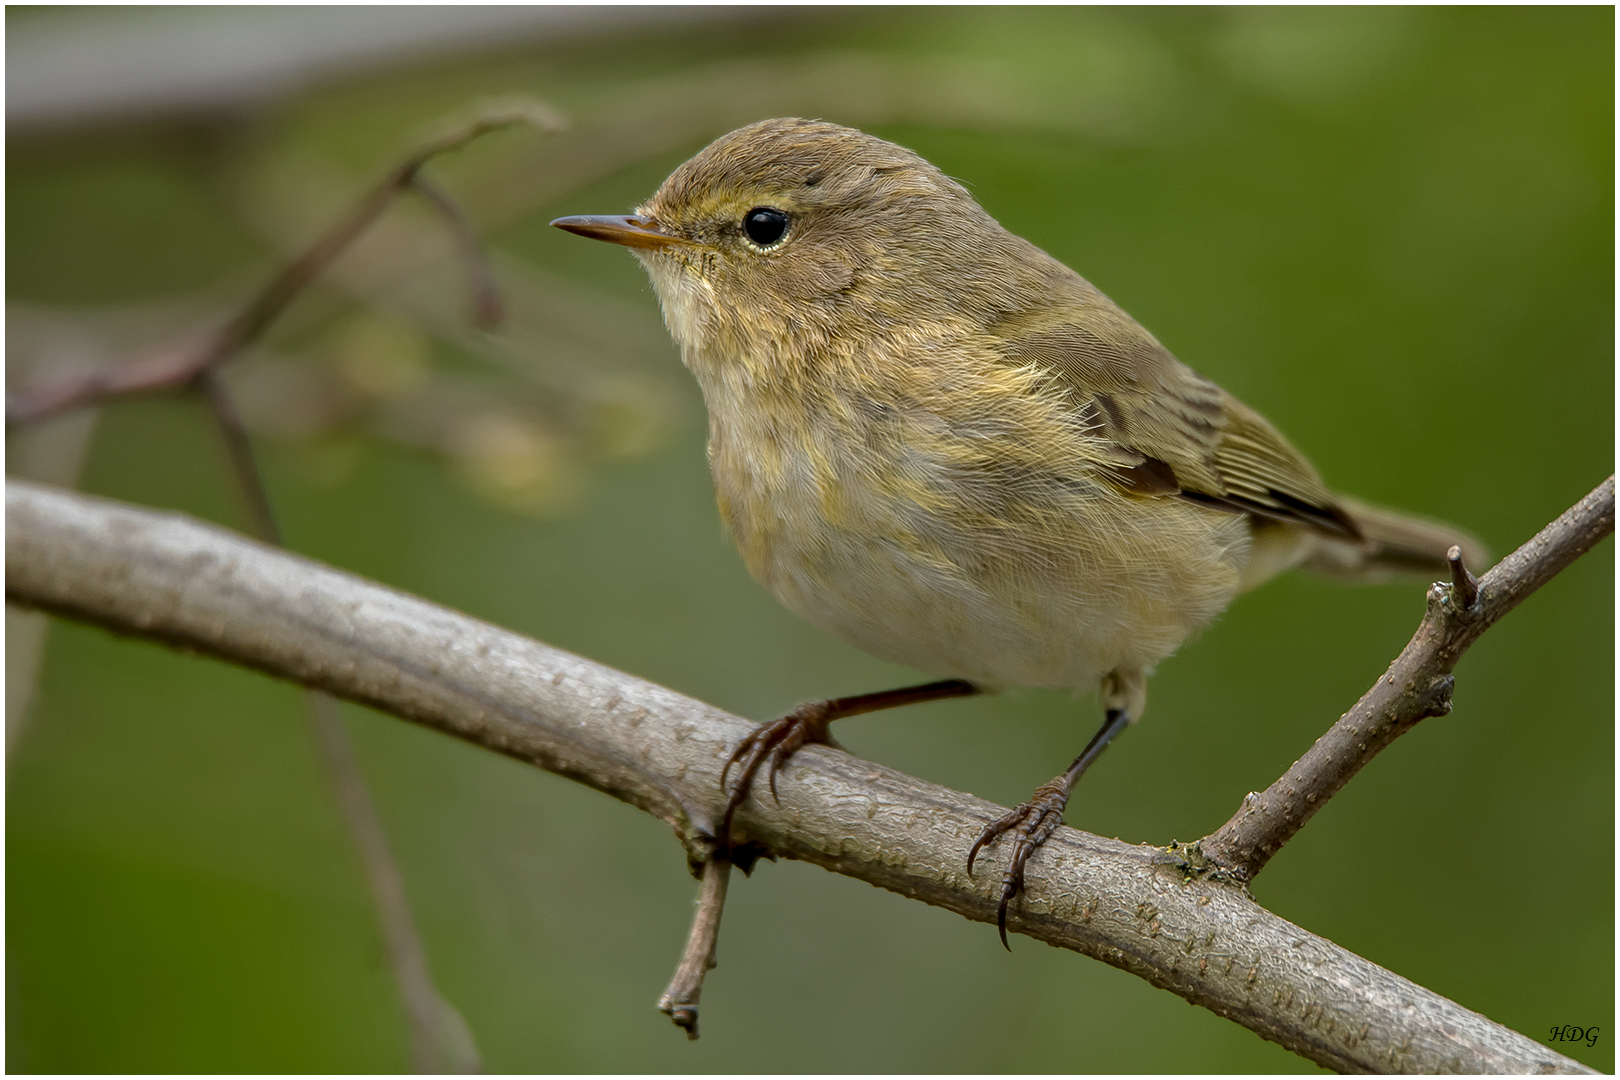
[550,214,693,250]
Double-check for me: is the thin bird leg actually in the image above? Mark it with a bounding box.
[968,707,1133,949]
[717,679,979,850]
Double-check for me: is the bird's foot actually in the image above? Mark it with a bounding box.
[717,701,836,849]
[967,777,1072,949]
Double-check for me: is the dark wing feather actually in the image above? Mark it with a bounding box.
[993,299,1361,541]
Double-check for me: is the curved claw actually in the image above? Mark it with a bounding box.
[766,741,788,802]
[719,730,760,792]
[966,802,1032,876]
[966,783,1071,950]
[716,708,828,853]
[995,835,1037,950]
[716,729,774,853]
[716,680,977,856]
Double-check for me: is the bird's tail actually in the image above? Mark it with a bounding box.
[1303,495,1490,582]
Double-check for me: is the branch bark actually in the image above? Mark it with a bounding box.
[657,855,732,1040]
[1198,477,1614,881]
[3,478,1597,1075]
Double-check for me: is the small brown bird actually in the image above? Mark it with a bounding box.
[554,118,1482,944]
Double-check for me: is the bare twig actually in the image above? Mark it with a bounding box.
[194,366,481,1072]
[307,692,482,1073]
[197,369,281,546]
[5,477,1597,1075]
[657,857,733,1040]
[4,99,561,428]
[1199,476,1615,882]
[409,174,505,331]
[5,406,101,756]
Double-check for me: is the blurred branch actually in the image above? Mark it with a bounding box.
[408,174,505,331]
[198,369,281,545]
[1198,476,1614,882]
[196,364,479,1073]
[6,477,1598,1075]
[4,98,563,428]
[5,405,101,756]
[306,690,482,1074]
[4,99,567,1061]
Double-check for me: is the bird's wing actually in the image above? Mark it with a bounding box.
[994,303,1362,540]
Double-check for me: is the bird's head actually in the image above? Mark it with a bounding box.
[554,118,1032,365]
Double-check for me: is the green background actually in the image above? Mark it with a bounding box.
[8,7,1612,1072]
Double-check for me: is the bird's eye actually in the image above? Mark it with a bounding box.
[742,207,790,248]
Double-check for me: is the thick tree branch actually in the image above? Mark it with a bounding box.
[4,478,1595,1074]
[1198,476,1614,881]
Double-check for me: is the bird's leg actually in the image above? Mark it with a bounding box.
[717,679,979,850]
[969,670,1143,949]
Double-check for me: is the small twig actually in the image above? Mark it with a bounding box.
[307,692,483,1074]
[5,404,101,757]
[182,167,504,1067]
[5,98,562,428]
[198,369,281,546]
[195,368,481,1072]
[410,175,505,331]
[5,344,209,428]
[1199,476,1614,882]
[1447,544,1479,610]
[657,857,733,1040]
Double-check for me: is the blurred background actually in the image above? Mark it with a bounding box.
[6,6,1612,1072]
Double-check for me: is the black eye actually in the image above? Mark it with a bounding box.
[743,207,789,247]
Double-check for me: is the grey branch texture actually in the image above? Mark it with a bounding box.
[4,478,1600,1075]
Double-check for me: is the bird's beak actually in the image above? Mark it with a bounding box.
[550,214,693,250]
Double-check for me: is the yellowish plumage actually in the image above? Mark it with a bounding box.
[620,118,1478,722]
[552,118,1484,924]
